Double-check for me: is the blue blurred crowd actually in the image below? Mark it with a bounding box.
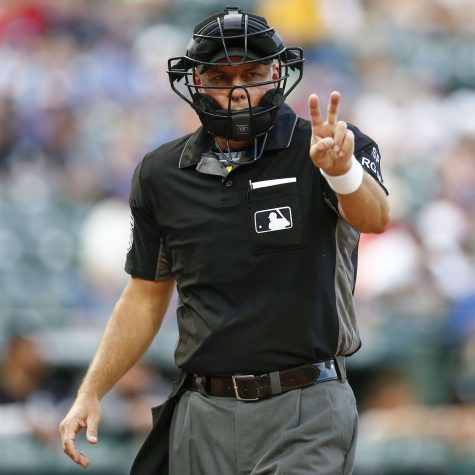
[0,0,474,473]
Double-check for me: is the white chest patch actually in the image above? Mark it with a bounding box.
[254,207,293,233]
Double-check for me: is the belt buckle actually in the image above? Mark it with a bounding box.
[231,374,259,401]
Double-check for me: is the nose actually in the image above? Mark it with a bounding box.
[229,84,248,104]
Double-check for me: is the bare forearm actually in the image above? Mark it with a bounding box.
[60,277,174,468]
[78,278,174,399]
[338,173,390,234]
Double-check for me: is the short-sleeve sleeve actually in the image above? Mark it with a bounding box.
[125,158,161,280]
[351,124,388,195]
[321,124,388,214]
[156,240,174,280]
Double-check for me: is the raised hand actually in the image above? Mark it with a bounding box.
[308,91,354,176]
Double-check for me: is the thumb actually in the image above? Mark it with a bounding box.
[86,416,99,444]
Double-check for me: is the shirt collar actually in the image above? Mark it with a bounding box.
[178,103,298,169]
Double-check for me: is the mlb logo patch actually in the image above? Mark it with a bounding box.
[254,207,293,233]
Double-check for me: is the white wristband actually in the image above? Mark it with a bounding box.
[320,156,363,195]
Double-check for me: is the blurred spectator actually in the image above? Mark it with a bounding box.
[101,361,172,439]
[0,0,48,46]
[256,0,328,45]
[0,96,20,171]
[358,368,475,452]
[0,331,70,444]
[78,198,131,304]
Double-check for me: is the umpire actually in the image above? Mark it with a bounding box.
[60,5,390,475]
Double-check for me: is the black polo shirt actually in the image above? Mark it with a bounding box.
[125,104,386,375]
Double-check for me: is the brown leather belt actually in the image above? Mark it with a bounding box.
[188,357,346,402]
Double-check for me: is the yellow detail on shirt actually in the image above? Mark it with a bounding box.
[226,165,233,173]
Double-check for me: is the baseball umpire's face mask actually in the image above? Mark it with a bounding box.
[167,5,304,161]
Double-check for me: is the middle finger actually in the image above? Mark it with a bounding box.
[327,91,340,126]
[63,436,80,462]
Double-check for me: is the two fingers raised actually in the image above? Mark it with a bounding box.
[309,91,341,133]
[308,91,354,171]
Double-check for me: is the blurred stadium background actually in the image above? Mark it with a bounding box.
[0,0,474,474]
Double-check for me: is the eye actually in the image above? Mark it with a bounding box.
[244,72,260,80]
[208,73,226,83]
[242,71,265,84]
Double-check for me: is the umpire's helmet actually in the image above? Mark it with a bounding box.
[167,5,304,143]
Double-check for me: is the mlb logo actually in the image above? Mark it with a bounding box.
[254,207,293,233]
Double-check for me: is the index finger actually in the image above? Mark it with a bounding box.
[308,94,324,129]
[61,420,90,467]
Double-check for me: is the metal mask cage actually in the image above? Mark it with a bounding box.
[166,6,304,159]
[167,47,304,115]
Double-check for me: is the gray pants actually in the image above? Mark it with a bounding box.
[169,379,358,475]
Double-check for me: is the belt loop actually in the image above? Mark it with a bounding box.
[334,356,347,382]
[269,371,282,395]
[194,375,209,398]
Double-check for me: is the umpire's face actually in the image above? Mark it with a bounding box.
[194,58,280,111]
